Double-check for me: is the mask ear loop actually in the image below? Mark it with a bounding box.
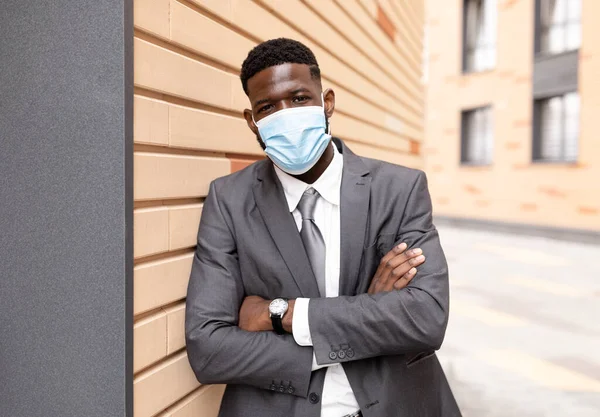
[321,92,331,136]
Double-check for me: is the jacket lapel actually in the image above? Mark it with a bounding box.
[252,161,321,298]
[337,140,371,296]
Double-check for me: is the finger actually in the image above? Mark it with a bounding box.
[368,274,384,294]
[381,243,407,265]
[407,254,426,268]
[389,258,419,282]
[393,267,417,289]
[374,243,407,278]
[367,278,378,294]
[376,248,425,292]
[381,261,413,292]
[388,248,423,270]
[386,254,424,289]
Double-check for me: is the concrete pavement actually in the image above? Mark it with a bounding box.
[436,225,600,417]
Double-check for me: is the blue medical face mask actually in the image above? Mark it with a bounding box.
[253,95,331,176]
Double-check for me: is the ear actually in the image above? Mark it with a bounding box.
[323,88,335,119]
[243,109,258,136]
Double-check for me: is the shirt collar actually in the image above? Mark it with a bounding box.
[274,143,343,212]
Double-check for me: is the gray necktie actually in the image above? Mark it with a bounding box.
[297,188,326,297]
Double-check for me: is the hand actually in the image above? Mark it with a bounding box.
[238,296,271,332]
[368,243,425,294]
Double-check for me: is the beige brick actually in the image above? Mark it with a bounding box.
[165,303,186,354]
[334,0,409,72]
[345,139,423,169]
[134,352,200,417]
[403,0,424,26]
[333,88,423,140]
[256,0,420,106]
[134,152,230,201]
[170,0,255,70]
[187,0,232,21]
[133,40,423,143]
[134,96,169,146]
[305,0,419,88]
[425,0,600,231]
[334,113,412,153]
[169,105,260,155]
[231,80,251,114]
[134,203,205,259]
[163,385,226,417]
[134,38,237,111]
[134,253,193,315]
[379,0,422,58]
[358,0,378,19]
[217,0,423,127]
[236,0,423,130]
[134,207,169,259]
[409,0,424,18]
[134,0,170,39]
[168,204,203,251]
[134,311,167,373]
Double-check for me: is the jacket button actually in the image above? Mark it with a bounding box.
[338,349,346,359]
[329,351,337,360]
[309,392,320,404]
[346,348,355,358]
[287,386,295,394]
[278,385,285,393]
[270,383,276,391]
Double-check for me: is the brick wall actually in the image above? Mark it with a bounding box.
[425,0,600,231]
[132,0,426,415]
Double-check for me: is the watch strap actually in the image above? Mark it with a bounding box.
[270,298,288,335]
[271,315,285,335]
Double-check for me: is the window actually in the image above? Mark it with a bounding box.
[533,92,579,162]
[538,0,581,54]
[463,0,497,72]
[461,107,493,165]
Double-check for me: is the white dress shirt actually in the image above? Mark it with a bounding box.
[274,144,360,417]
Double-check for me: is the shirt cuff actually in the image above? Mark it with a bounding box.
[292,298,313,347]
[292,299,333,371]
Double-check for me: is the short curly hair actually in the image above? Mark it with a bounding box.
[240,38,321,96]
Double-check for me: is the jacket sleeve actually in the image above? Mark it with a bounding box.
[185,181,313,397]
[306,171,450,366]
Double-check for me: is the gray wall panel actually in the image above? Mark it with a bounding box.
[0,1,133,416]
[533,50,579,98]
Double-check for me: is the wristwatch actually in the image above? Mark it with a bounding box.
[269,298,289,335]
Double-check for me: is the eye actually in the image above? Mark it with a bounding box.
[292,95,310,104]
[257,104,274,113]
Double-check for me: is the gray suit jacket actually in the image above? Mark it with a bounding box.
[185,139,461,417]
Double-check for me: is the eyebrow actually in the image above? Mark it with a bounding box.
[253,98,270,108]
[253,88,312,108]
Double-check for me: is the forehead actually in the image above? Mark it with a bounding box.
[246,63,318,99]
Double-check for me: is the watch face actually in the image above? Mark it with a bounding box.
[269,298,288,316]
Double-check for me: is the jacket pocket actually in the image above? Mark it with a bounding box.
[375,233,398,258]
[406,350,436,368]
[364,232,397,253]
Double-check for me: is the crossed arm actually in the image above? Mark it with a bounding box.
[185,172,449,397]
[238,241,426,333]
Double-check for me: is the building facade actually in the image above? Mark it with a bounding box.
[132,0,425,416]
[425,0,600,233]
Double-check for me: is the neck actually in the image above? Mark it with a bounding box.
[292,141,334,184]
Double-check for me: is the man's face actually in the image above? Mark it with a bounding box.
[243,63,335,149]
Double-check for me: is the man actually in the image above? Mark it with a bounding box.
[185,38,461,417]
